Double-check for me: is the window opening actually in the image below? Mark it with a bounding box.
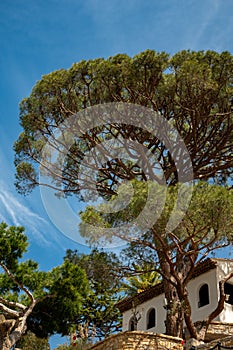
[147,308,156,329]
[129,317,135,331]
[198,284,209,308]
[224,282,233,305]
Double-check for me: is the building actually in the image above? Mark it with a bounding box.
[117,258,233,341]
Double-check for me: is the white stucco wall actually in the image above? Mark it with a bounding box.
[122,260,233,333]
[122,293,167,333]
[187,269,219,323]
[216,260,233,323]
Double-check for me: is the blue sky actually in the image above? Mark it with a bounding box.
[0,0,233,348]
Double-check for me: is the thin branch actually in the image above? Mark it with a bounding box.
[0,297,27,311]
[0,262,34,302]
[0,303,20,318]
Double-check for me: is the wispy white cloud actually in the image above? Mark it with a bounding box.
[186,0,221,50]
[0,191,19,225]
[81,0,233,56]
[0,180,50,246]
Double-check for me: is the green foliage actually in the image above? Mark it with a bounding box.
[0,222,28,270]
[0,224,122,344]
[0,259,48,304]
[12,48,233,340]
[66,249,122,292]
[0,222,89,342]
[81,182,233,252]
[16,331,50,350]
[27,260,88,337]
[112,182,233,338]
[64,249,122,340]
[177,182,233,243]
[80,181,233,312]
[14,50,233,196]
[121,263,161,296]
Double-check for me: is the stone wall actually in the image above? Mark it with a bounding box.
[184,322,233,348]
[88,330,233,350]
[196,335,233,349]
[205,322,233,342]
[89,331,184,350]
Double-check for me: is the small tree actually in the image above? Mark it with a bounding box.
[64,249,122,341]
[0,222,88,350]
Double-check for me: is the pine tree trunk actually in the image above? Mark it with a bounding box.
[160,256,184,338]
[163,278,184,338]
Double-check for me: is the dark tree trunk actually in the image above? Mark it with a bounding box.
[159,255,184,338]
[163,277,184,338]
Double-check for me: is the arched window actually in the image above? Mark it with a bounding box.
[129,317,135,331]
[147,308,156,329]
[198,284,209,308]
